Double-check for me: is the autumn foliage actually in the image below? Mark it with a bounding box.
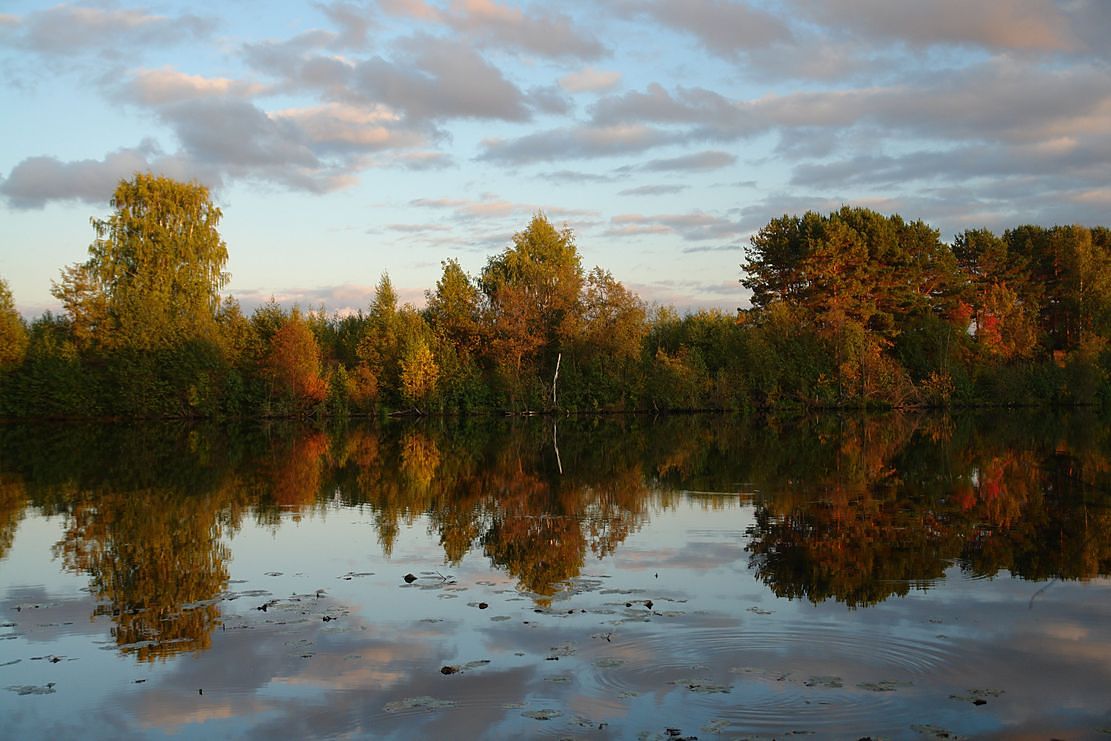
[3,174,1111,417]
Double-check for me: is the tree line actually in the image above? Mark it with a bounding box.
[2,173,1111,418]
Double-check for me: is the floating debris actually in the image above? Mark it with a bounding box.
[805,676,843,689]
[701,719,730,734]
[522,709,562,720]
[911,723,965,739]
[857,680,912,692]
[6,683,56,696]
[747,606,773,615]
[384,696,457,713]
[441,659,489,676]
[594,657,625,668]
[670,678,732,694]
[950,688,1004,705]
[490,615,512,622]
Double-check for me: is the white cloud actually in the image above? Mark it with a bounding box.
[559,67,622,93]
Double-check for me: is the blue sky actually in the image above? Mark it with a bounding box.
[2,0,1109,318]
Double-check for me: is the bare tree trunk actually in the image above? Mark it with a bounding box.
[552,352,561,407]
[553,419,563,475]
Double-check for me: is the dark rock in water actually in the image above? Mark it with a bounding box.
[645,600,654,610]
[478,602,489,609]
[440,665,458,675]
[973,698,987,706]
[404,573,417,583]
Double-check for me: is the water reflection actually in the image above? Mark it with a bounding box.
[0,412,1108,658]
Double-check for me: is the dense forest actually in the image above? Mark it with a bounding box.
[2,173,1111,418]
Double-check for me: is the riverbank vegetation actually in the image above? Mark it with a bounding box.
[3,173,1111,418]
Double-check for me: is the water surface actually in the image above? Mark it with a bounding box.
[1,413,1109,738]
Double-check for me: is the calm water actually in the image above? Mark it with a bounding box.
[0,413,1108,739]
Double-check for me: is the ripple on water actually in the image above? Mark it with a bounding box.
[585,621,958,731]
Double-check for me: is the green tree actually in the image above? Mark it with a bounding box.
[0,278,28,369]
[480,214,584,404]
[51,173,229,350]
[426,259,483,355]
[356,273,402,402]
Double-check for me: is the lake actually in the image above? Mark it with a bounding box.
[0,413,1108,739]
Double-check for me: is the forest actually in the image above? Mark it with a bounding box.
[3,172,1111,418]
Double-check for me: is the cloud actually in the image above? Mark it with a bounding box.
[791,0,1080,53]
[241,33,355,87]
[273,103,424,153]
[353,35,530,121]
[315,0,376,49]
[119,68,266,105]
[642,150,736,172]
[586,61,1111,155]
[382,0,606,59]
[526,85,572,116]
[382,150,455,170]
[629,278,744,314]
[538,170,615,184]
[0,5,213,58]
[588,84,759,141]
[607,211,743,241]
[480,124,676,163]
[0,142,217,210]
[618,184,688,196]
[639,0,792,58]
[410,193,599,222]
[559,67,622,93]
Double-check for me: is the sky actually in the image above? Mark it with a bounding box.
[1,0,1110,319]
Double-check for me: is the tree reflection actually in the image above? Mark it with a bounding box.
[0,424,249,660]
[744,412,1111,606]
[0,410,1107,661]
[0,473,26,561]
